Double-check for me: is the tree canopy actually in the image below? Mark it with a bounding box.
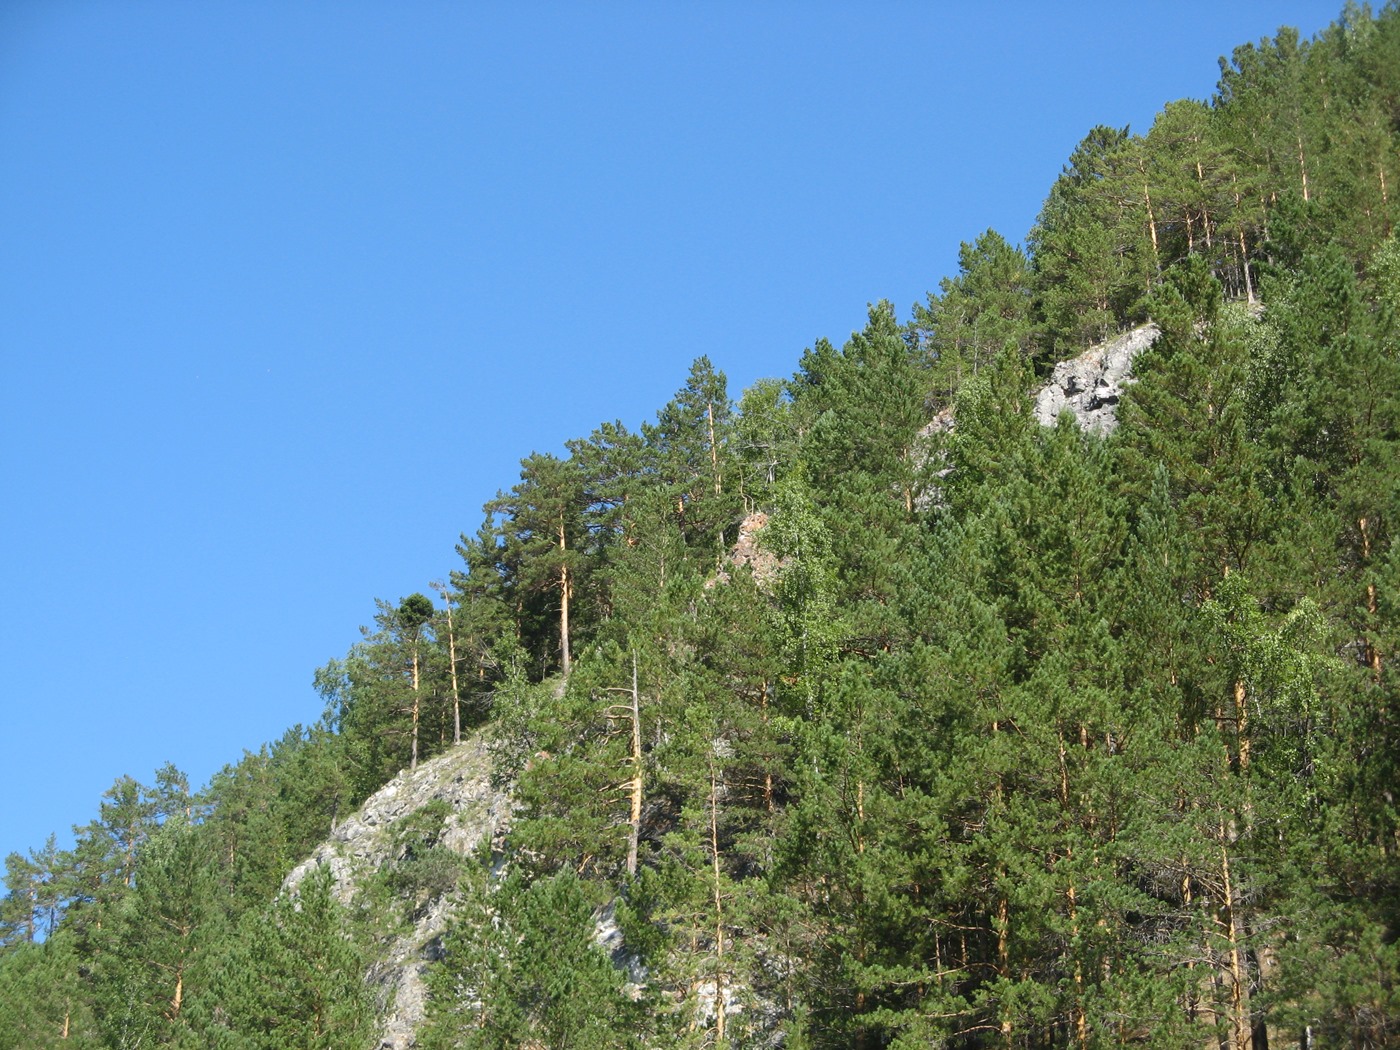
[5,6,1399,1047]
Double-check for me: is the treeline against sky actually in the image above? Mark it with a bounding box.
[3,4,1399,1047]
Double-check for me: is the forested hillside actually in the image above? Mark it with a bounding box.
[3,5,1399,1047]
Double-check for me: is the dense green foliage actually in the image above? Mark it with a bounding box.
[4,6,1399,1046]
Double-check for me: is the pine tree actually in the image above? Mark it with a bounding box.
[1142,99,1233,270]
[90,817,224,1046]
[324,593,446,793]
[0,930,98,1047]
[425,868,642,1049]
[1116,258,1274,593]
[0,848,44,948]
[911,228,1035,404]
[199,864,374,1050]
[489,453,591,678]
[641,355,741,555]
[1031,125,1154,354]
[732,377,799,510]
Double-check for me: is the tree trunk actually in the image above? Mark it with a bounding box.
[1360,517,1383,681]
[1069,873,1087,1048]
[761,681,775,813]
[1059,731,1087,1047]
[627,651,642,878]
[438,590,463,745]
[1229,173,1256,304]
[1220,840,1253,1050]
[993,717,1012,1048]
[1297,135,1310,203]
[997,890,1013,1048]
[1196,160,1215,250]
[1234,678,1250,773]
[1238,229,1255,304]
[410,646,421,771]
[558,517,572,678]
[1139,155,1162,273]
[707,400,722,497]
[1380,164,1390,235]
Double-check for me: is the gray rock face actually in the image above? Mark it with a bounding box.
[283,736,515,1050]
[1032,323,1159,434]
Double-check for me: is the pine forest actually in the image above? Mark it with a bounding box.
[4,5,1400,1047]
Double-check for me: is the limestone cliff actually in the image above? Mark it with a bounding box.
[283,737,514,1050]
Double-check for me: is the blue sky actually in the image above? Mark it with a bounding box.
[0,1,1344,862]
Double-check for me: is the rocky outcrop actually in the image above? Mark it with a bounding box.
[284,736,515,1050]
[1032,323,1159,434]
[707,511,782,590]
[907,326,1158,511]
[916,404,956,442]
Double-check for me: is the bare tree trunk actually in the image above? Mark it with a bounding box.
[1139,155,1162,274]
[1182,858,1204,1026]
[1070,872,1087,1048]
[410,646,421,771]
[707,400,722,496]
[1297,136,1310,202]
[761,681,774,813]
[1234,678,1250,773]
[997,890,1013,1048]
[627,651,642,878]
[1230,173,1256,304]
[1361,517,1383,681]
[432,583,464,745]
[993,716,1012,1048]
[1220,839,1253,1050]
[448,613,462,744]
[1196,160,1215,251]
[1058,731,1088,1047]
[1380,165,1391,236]
[1239,229,1255,305]
[557,517,572,678]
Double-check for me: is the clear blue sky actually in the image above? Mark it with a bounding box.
[0,1,1344,862]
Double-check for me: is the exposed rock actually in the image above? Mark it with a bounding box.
[594,902,649,988]
[1032,323,1159,434]
[283,736,515,1050]
[917,403,956,442]
[728,511,780,585]
[908,326,1157,512]
[707,510,782,590]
